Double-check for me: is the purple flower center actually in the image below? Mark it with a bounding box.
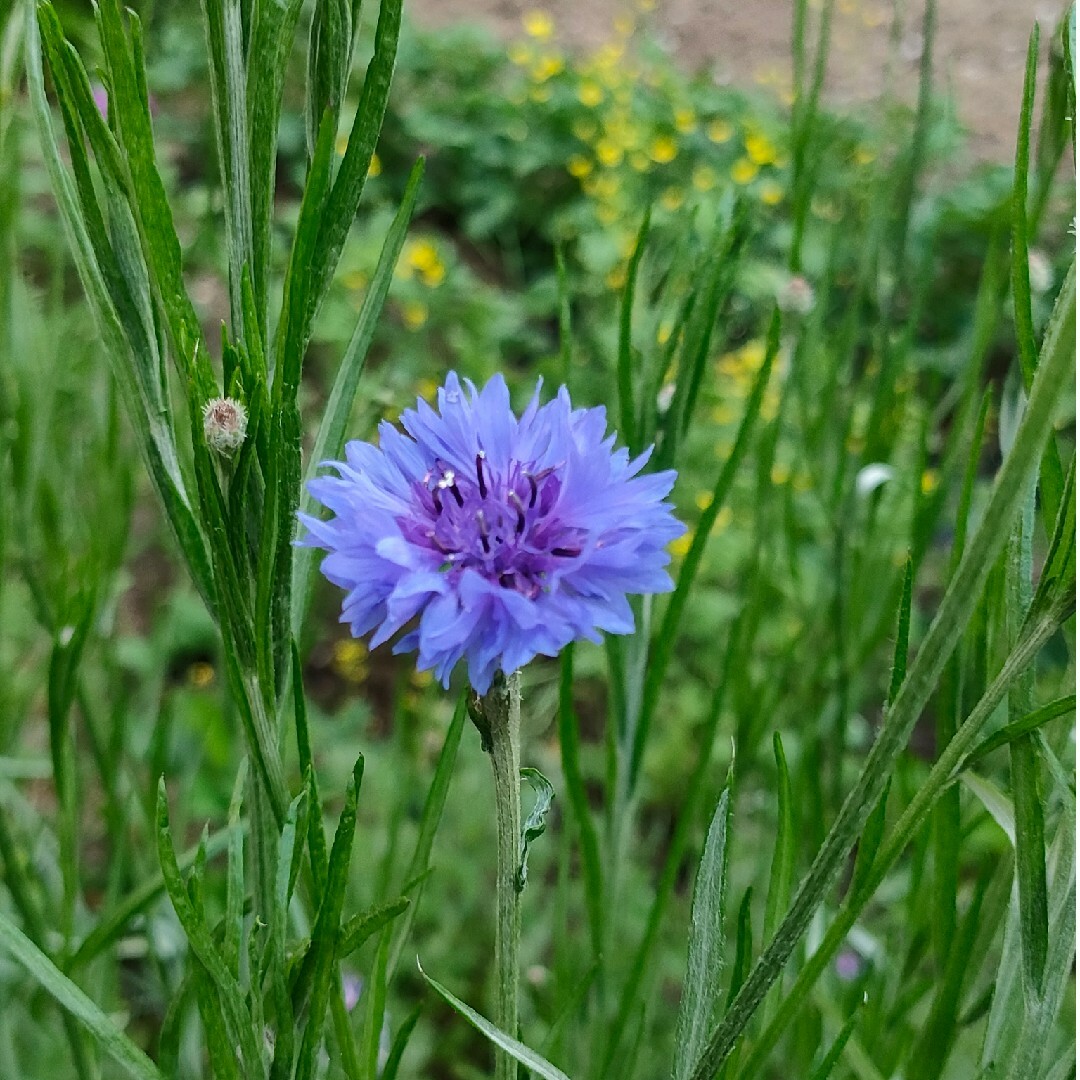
[398,452,585,597]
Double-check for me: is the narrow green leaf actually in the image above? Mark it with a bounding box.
[1012,25,1042,391]
[67,825,239,973]
[763,734,795,943]
[247,0,306,337]
[688,255,1075,1079]
[419,961,572,1080]
[155,781,263,1074]
[888,558,913,704]
[388,695,467,974]
[673,783,732,1080]
[0,912,163,1080]
[200,0,253,329]
[339,895,410,958]
[556,646,605,965]
[223,759,248,974]
[963,696,1076,768]
[309,0,403,320]
[726,887,754,1009]
[907,875,989,1079]
[617,208,650,453]
[808,1010,859,1080]
[361,931,391,1079]
[635,310,780,785]
[291,158,425,638]
[382,1004,423,1080]
[296,755,364,1080]
[517,767,555,892]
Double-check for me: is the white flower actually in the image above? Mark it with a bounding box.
[855,463,894,496]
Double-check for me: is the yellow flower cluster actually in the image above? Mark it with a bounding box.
[398,238,447,288]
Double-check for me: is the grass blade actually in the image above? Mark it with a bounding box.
[419,961,572,1080]
[291,158,425,639]
[688,254,1075,1079]
[388,695,467,974]
[0,912,163,1080]
[557,646,605,967]
[673,782,733,1080]
[296,755,364,1080]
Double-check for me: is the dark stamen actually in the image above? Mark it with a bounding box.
[432,488,443,515]
[476,511,490,554]
[551,546,581,558]
[449,482,464,507]
[527,473,538,508]
[476,452,488,498]
[508,491,526,534]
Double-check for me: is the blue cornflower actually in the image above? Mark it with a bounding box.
[299,373,685,693]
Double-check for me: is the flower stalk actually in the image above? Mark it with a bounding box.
[479,670,522,1079]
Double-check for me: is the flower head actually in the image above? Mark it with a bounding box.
[203,396,248,454]
[300,373,684,692]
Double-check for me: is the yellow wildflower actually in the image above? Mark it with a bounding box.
[368,152,382,178]
[630,151,650,172]
[674,108,696,135]
[596,138,623,167]
[731,157,759,184]
[567,154,593,178]
[332,639,368,684]
[523,9,554,40]
[657,320,674,345]
[649,134,678,164]
[711,402,737,425]
[711,506,734,533]
[921,469,939,495]
[745,132,778,166]
[692,165,717,192]
[529,84,553,104]
[759,180,784,206]
[578,80,604,107]
[597,203,619,225]
[406,239,446,287]
[593,174,619,200]
[341,270,368,291]
[694,490,712,511]
[532,53,564,81]
[854,146,876,166]
[660,186,684,212]
[606,263,627,289]
[416,378,440,402]
[402,300,428,329]
[771,463,791,486]
[335,132,349,157]
[613,13,635,38]
[707,117,733,143]
[670,533,693,558]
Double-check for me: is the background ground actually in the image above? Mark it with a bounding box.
[410,0,1058,161]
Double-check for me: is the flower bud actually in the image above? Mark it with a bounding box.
[778,273,815,315]
[203,396,248,455]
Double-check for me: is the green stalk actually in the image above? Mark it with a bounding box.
[480,672,522,1080]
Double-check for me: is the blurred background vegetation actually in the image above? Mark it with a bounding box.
[0,0,1074,1077]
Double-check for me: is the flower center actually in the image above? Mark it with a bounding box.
[400,452,584,595]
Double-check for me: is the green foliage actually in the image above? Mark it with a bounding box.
[0,1,1074,1078]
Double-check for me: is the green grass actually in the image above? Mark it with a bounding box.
[0,1,1075,1078]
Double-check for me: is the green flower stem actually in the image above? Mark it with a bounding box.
[481,671,522,1080]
